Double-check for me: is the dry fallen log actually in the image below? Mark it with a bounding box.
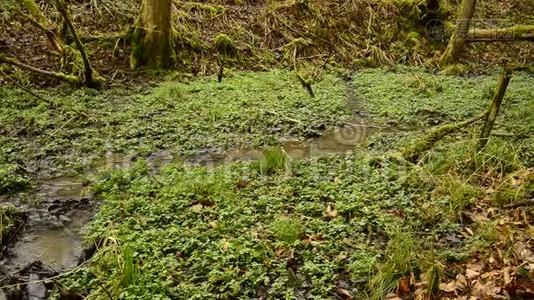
[467,25,534,42]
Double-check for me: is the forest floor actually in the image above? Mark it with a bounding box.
[1,0,533,299]
[1,67,533,299]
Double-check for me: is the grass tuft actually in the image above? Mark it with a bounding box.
[256,147,289,175]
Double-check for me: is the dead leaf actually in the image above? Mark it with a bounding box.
[481,270,500,279]
[385,294,401,300]
[191,204,203,212]
[326,204,338,219]
[439,282,457,293]
[456,273,468,288]
[464,227,474,236]
[503,267,512,285]
[397,277,411,296]
[221,239,230,251]
[466,262,484,272]
[472,281,502,298]
[336,287,353,300]
[514,242,534,262]
[466,269,481,280]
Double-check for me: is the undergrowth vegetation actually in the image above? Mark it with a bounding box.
[2,67,532,180]
[59,133,533,298]
[0,70,350,177]
[1,0,532,82]
[47,68,534,298]
[1,0,533,297]
[0,204,25,246]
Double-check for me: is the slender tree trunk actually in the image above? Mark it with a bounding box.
[130,0,174,69]
[439,0,477,67]
[55,0,100,88]
[478,67,513,150]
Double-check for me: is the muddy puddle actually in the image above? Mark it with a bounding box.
[0,177,92,300]
[3,209,90,273]
[192,122,380,167]
[0,118,381,299]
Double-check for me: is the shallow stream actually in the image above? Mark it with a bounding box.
[0,79,381,299]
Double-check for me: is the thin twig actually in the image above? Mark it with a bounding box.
[0,70,51,103]
[504,199,534,209]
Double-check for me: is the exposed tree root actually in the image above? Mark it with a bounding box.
[402,112,487,163]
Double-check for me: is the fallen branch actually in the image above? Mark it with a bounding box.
[467,25,534,42]
[402,112,487,163]
[24,15,65,55]
[504,199,534,208]
[0,54,81,84]
[19,0,65,55]
[0,69,51,103]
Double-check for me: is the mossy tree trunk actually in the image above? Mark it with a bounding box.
[20,0,65,55]
[439,0,477,67]
[467,25,534,42]
[55,0,100,88]
[478,67,513,150]
[130,0,174,69]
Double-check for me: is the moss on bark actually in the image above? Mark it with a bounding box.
[130,0,174,69]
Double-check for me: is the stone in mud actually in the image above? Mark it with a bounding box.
[27,273,46,300]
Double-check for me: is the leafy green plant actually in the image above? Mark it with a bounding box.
[0,163,29,194]
[0,204,24,244]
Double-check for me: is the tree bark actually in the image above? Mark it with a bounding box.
[466,25,534,42]
[439,0,477,67]
[478,67,513,150]
[55,0,100,88]
[130,0,174,69]
[402,112,487,163]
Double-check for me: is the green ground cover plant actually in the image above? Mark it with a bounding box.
[47,68,533,298]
